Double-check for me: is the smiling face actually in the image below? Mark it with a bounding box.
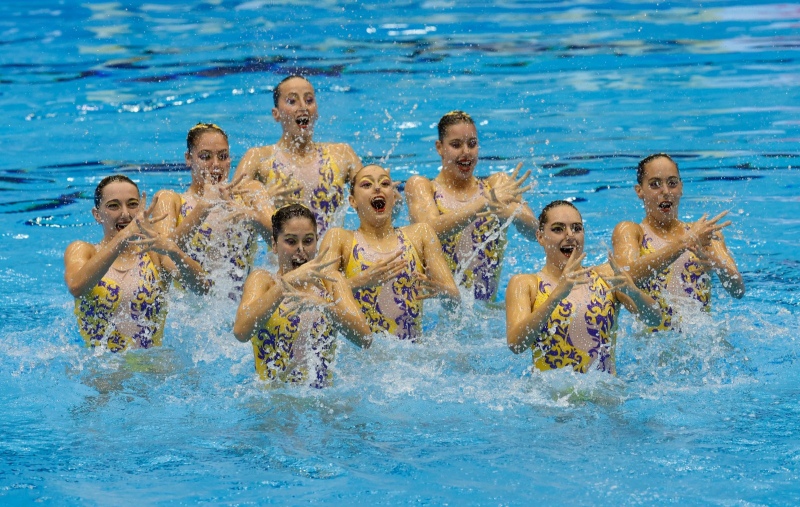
[186,130,231,186]
[92,180,141,239]
[436,121,479,181]
[274,216,318,274]
[635,156,683,224]
[537,204,585,270]
[272,77,319,138]
[348,165,395,220]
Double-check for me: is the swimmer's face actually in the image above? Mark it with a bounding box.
[537,205,584,268]
[349,165,394,218]
[436,121,479,180]
[186,131,230,186]
[272,77,319,137]
[635,156,682,223]
[92,181,141,238]
[275,216,318,273]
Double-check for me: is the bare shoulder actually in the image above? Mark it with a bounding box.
[405,175,434,195]
[64,240,95,260]
[242,268,276,294]
[404,222,436,242]
[592,262,614,279]
[506,273,539,306]
[612,220,643,240]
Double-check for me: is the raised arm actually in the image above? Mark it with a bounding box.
[412,223,460,303]
[405,175,488,238]
[598,257,662,328]
[233,270,283,342]
[325,272,373,348]
[694,232,745,298]
[611,221,686,286]
[332,143,363,183]
[233,146,264,183]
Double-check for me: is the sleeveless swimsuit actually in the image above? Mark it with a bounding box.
[178,195,258,295]
[258,145,346,236]
[344,229,424,342]
[433,180,507,301]
[532,270,618,374]
[74,251,167,352]
[250,288,337,389]
[639,222,711,332]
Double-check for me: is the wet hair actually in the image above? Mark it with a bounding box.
[348,164,389,194]
[636,153,678,185]
[437,110,475,141]
[271,203,317,243]
[538,200,580,231]
[273,75,312,107]
[94,174,138,209]
[186,122,228,152]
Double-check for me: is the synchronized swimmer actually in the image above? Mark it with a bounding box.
[63,75,746,383]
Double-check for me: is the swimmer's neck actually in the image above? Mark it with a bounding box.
[277,133,316,155]
[643,214,684,237]
[435,171,477,191]
[357,222,395,242]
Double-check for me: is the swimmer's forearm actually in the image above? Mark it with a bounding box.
[163,245,209,295]
[65,236,129,298]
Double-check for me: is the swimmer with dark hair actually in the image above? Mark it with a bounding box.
[233,203,372,388]
[506,200,661,374]
[234,75,363,237]
[319,164,460,342]
[64,175,208,352]
[153,123,274,296]
[405,110,538,302]
[612,153,745,332]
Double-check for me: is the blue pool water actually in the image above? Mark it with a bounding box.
[2,1,800,504]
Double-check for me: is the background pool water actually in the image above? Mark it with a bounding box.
[2,0,800,505]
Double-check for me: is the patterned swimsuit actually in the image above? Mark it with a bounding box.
[258,145,346,237]
[639,222,711,332]
[532,270,619,374]
[250,288,336,389]
[433,180,507,301]
[178,196,258,295]
[344,229,424,342]
[75,251,167,352]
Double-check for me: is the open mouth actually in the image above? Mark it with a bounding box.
[296,116,310,128]
[291,257,309,269]
[456,159,473,171]
[115,221,130,231]
[370,196,387,212]
[559,245,576,257]
[208,171,225,184]
[658,201,673,212]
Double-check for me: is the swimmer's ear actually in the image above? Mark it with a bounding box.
[271,107,280,123]
[348,192,356,209]
[634,184,644,199]
[91,207,101,224]
[435,139,444,157]
[184,150,192,167]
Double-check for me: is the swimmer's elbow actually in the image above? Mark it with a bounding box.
[232,323,253,343]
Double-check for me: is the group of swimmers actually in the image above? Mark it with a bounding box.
[63,75,746,386]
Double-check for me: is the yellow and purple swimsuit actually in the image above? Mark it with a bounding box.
[250,292,336,389]
[258,145,346,236]
[344,229,424,342]
[179,196,258,294]
[433,180,507,301]
[532,270,619,374]
[74,251,167,352]
[639,222,711,332]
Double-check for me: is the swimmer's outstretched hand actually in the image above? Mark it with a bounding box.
[279,278,332,314]
[282,247,339,289]
[347,250,405,290]
[478,162,533,220]
[415,272,454,300]
[551,252,592,297]
[685,211,731,250]
[604,250,638,294]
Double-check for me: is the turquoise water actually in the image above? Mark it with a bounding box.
[2,1,800,504]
